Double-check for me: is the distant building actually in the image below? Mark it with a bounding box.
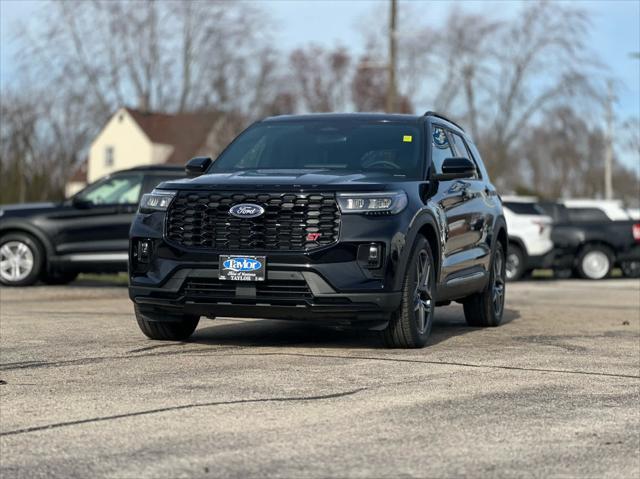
[66,107,240,196]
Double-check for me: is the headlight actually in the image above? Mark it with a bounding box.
[139,190,176,212]
[337,191,407,215]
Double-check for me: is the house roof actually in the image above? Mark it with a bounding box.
[125,108,223,165]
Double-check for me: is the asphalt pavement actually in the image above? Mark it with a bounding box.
[0,278,639,478]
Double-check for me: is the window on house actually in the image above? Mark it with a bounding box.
[105,146,114,168]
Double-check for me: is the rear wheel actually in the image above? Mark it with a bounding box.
[134,305,200,340]
[463,242,506,327]
[0,233,44,286]
[576,245,612,280]
[505,243,526,281]
[382,236,435,348]
[620,261,640,279]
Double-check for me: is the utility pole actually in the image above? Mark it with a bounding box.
[386,0,397,113]
[604,79,615,200]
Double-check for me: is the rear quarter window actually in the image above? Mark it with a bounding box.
[430,125,454,174]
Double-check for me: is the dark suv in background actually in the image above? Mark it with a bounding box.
[129,112,508,348]
[538,202,640,279]
[0,166,185,286]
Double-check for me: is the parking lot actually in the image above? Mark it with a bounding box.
[0,278,639,478]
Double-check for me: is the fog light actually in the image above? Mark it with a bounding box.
[369,244,380,268]
[137,240,152,264]
[357,243,384,270]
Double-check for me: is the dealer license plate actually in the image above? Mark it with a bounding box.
[219,255,266,281]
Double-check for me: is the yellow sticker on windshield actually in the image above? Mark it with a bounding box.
[403,135,413,143]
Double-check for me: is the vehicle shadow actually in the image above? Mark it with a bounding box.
[189,306,521,350]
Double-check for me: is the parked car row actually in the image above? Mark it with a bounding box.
[504,196,640,280]
[2,171,638,288]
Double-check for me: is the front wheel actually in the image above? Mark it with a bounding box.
[135,305,200,341]
[463,242,506,327]
[381,236,435,348]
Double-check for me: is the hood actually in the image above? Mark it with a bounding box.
[158,169,412,192]
[0,202,60,219]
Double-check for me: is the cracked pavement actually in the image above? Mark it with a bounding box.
[1,279,639,478]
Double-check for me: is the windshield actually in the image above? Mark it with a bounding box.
[209,120,423,179]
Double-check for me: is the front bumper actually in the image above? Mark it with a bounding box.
[128,192,420,323]
[130,266,401,323]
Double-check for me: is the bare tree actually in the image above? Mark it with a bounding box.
[359,1,604,188]
[4,0,279,202]
[289,45,353,112]
[352,55,412,113]
[480,1,600,184]
[516,105,638,202]
[15,0,276,117]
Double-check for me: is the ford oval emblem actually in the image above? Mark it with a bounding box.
[229,203,265,218]
[223,257,262,271]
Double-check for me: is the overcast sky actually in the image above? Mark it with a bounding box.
[1,0,639,155]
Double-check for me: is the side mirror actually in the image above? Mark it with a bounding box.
[185,156,212,177]
[435,157,477,180]
[71,196,93,209]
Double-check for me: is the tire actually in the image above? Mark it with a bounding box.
[463,242,506,327]
[620,261,640,279]
[0,232,44,286]
[505,242,526,281]
[381,236,435,348]
[42,271,79,285]
[576,245,613,280]
[135,305,200,341]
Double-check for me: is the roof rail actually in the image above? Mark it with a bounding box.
[423,111,465,132]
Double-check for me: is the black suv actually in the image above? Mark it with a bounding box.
[129,113,507,348]
[0,166,185,286]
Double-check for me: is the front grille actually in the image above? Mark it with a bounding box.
[166,191,340,251]
[184,278,313,306]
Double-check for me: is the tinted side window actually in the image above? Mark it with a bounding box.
[566,208,610,223]
[76,174,143,205]
[450,132,479,179]
[538,203,568,222]
[466,141,490,181]
[431,125,454,174]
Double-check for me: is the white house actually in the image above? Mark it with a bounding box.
[66,107,237,196]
